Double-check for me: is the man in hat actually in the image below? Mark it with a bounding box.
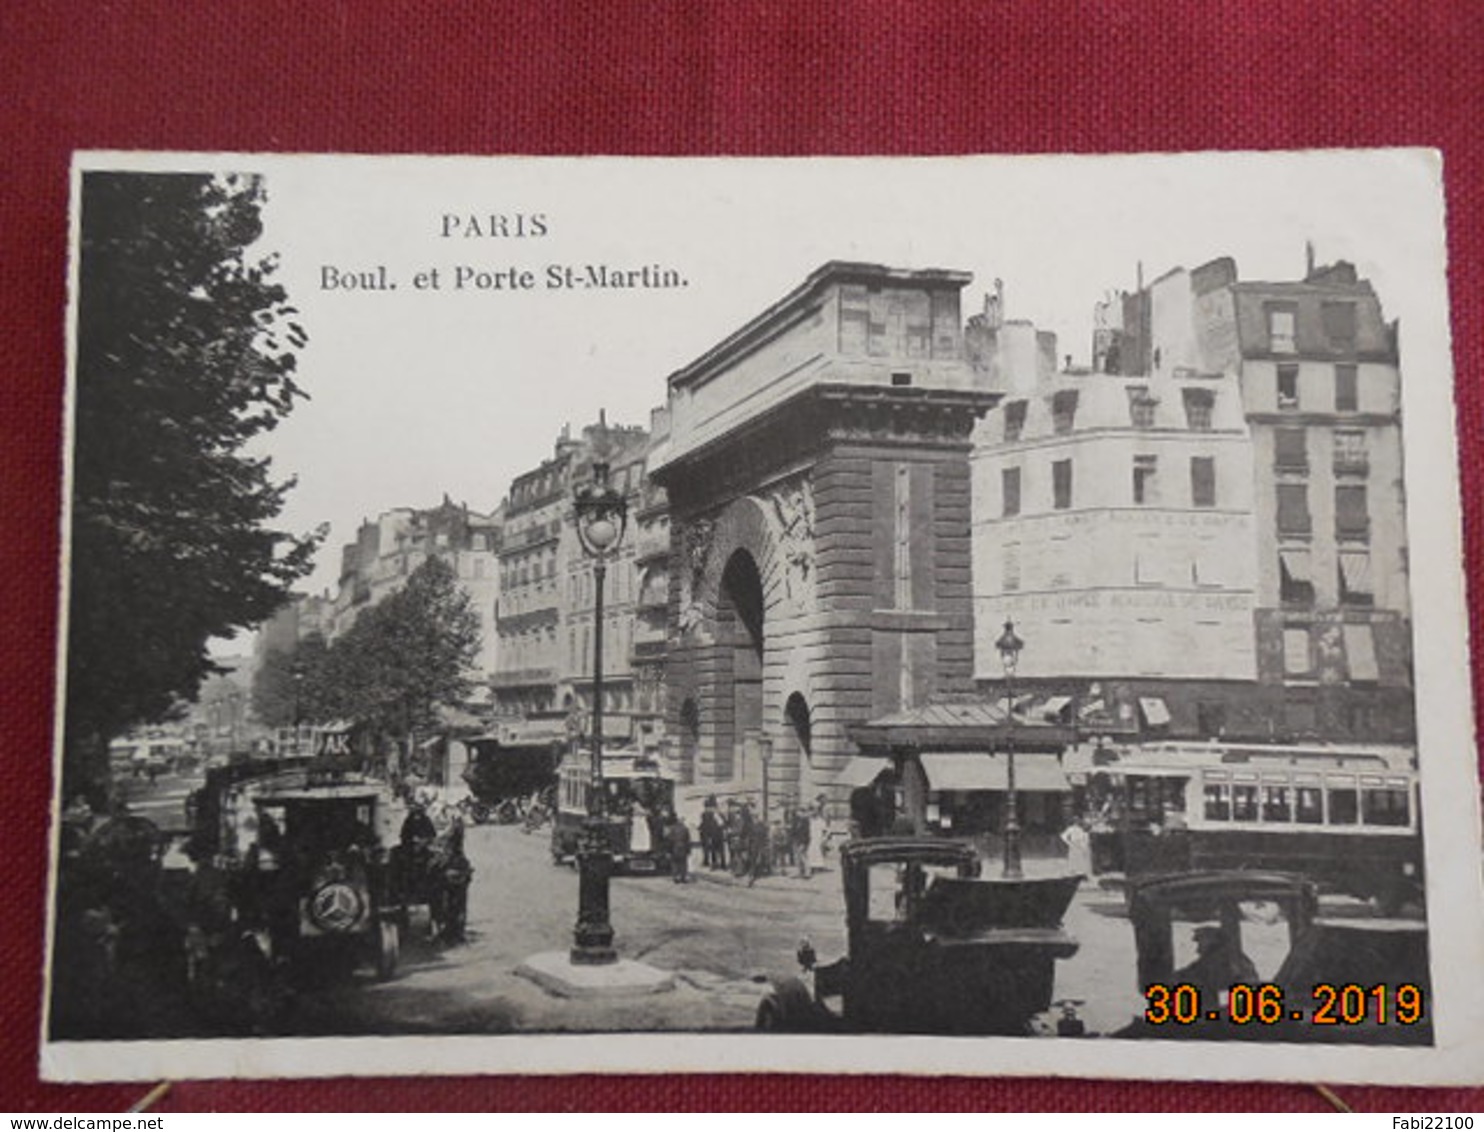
[699,795,725,870]
[1174,921,1258,994]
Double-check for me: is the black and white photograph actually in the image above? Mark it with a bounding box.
[43,150,1484,1085]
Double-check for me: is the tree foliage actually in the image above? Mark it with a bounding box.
[250,632,331,729]
[326,556,482,742]
[65,172,318,799]
[256,559,481,751]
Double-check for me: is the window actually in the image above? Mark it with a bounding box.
[1336,485,1370,540]
[1268,306,1297,353]
[1261,783,1292,823]
[1326,780,1360,825]
[1182,387,1215,431]
[1051,390,1079,435]
[1277,363,1300,409]
[1132,455,1158,505]
[1190,456,1216,507]
[1339,551,1373,606]
[1003,543,1021,591]
[1126,386,1157,429]
[1276,483,1312,537]
[1333,429,1368,475]
[1322,301,1357,350]
[1283,625,1311,676]
[1203,774,1232,821]
[1052,458,1073,510]
[1232,780,1259,822]
[891,371,912,387]
[1274,427,1308,472]
[1279,549,1315,607]
[1294,777,1324,824]
[1344,623,1380,681]
[1004,400,1027,442]
[1335,363,1359,412]
[1001,467,1021,517]
[1361,780,1410,827]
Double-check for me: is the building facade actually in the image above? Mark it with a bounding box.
[969,257,1413,745]
[1226,260,1412,741]
[326,496,502,684]
[492,416,658,747]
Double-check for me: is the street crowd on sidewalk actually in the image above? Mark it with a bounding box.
[688,793,833,886]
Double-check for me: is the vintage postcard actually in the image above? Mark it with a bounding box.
[43,150,1484,1084]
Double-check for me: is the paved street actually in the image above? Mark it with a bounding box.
[266,819,1174,1037]
[277,820,852,1034]
[99,775,1311,1038]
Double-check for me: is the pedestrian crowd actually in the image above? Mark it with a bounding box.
[688,793,833,885]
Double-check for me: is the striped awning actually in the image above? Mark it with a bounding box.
[830,757,892,789]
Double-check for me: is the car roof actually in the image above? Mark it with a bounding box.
[839,836,979,870]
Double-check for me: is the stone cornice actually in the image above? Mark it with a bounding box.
[654,383,998,514]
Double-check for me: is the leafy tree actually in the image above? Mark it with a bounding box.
[64,172,319,803]
[250,632,331,729]
[327,557,481,754]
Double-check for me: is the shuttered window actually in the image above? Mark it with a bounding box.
[1002,466,1021,517]
[1336,485,1369,540]
[1275,427,1307,471]
[1277,483,1311,536]
[1190,456,1216,507]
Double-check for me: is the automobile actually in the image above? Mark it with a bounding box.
[1114,870,1432,1044]
[184,762,470,997]
[754,837,1082,1035]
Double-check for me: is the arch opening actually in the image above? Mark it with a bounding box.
[715,549,765,781]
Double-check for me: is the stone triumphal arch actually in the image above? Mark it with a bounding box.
[647,262,1000,811]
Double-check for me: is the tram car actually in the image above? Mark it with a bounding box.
[550,749,677,873]
[1085,743,1423,913]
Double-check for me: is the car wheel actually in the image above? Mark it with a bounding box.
[471,802,492,825]
[755,994,786,1031]
[375,919,400,981]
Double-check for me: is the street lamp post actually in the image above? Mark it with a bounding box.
[292,662,305,755]
[571,461,629,966]
[996,619,1025,879]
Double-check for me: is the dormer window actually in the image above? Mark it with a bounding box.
[1126,386,1158,429]
[1051,389,1079,435]
[1268,306,1297,354]
[1003,400,1028,442]
[1182,387,1215,431]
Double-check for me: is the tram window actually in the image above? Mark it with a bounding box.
[1295,786,1324,824]
[1232,784,1259,822]
[1203,781,1231,821]
[1261,784,1292,822]
[1161,778,1187,813]
[1362,787,1411,827]
[1327,785,1360,825]
[1128,777,1151,815]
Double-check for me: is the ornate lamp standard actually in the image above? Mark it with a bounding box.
[571,461,629,965]
[995,619,1025,879]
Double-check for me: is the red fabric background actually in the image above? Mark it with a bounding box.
[3,0,1481,1113]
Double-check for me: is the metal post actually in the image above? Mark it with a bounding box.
[571,461,626,966]
[996,619,1025,879]
[572,556,616,964]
